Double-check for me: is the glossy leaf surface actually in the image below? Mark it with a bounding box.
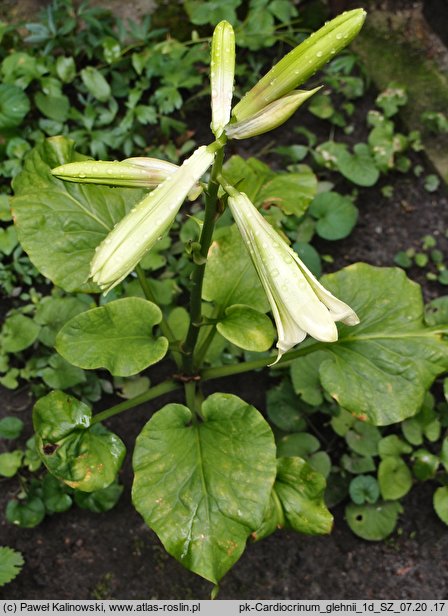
[303,264,448,425]
[12,137,145,292]
[132,393,276,583]
[56,298,168,376]
[254,457,333,541]
[34,391,125,492]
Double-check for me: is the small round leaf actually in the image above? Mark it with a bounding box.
[378,457,412,500]
[309,191,358,240]
[0,84,30,130]
[349,475,380,505]
[6,497,45,528]
[345,501,402,540]
[411,449,439,481]
[433,487,448,525]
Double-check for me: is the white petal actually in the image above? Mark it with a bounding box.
[290,250,360,325]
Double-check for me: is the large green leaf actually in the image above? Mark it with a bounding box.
[33,391,125,492]
[203,224,269,311]
[35,295,92,348]
[253,457,333,541]
[299,264,448,425]
[224,156,317,217]
[132,393,276,583]
[56,298,168,377]
[257,167,317,217]
[12,137,145,292]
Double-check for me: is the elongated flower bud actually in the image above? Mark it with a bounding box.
[90,145,215,292]
[226,189,359,361]
[233,9,366,122]
[52,158,178,187]
[52,157,203,200]
[210,20,235,138]
[225,88,320,140]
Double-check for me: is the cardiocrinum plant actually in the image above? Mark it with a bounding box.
[11,9,448,590]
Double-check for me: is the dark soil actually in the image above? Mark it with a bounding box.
[2,372,448,600]
[2,0,448,602]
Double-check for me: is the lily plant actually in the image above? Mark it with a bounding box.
[11,9,389,592]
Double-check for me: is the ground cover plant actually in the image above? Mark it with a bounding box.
[2,0,448,598]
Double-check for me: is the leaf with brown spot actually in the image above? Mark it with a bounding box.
[34,391,125,492]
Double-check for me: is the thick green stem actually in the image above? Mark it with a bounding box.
[90,341,324,425]
[200,341,325,380]
[182,148,224,374]
[184,380,199,422]
[91,379,180,425]
[194,324,217,366]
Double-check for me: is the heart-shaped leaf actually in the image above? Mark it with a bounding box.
[345,501,402,540]
[337,143,379,187]
[309,191,358,240]
[56,298,168,376]
[257,167,317,217]
[132,393,276,583]
[1,314,40,353]
[378,456,412,500]
[34,391,125,492]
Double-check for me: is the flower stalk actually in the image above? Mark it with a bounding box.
[181,147,225,375]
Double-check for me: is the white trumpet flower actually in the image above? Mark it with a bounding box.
[90,145,215,293]
[226,190,359,360]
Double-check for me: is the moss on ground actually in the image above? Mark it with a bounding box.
[353,12,448,182]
